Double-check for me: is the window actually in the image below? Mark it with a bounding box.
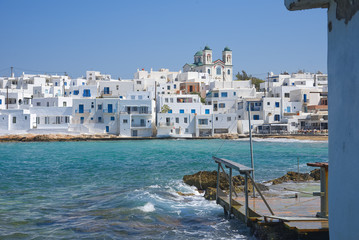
[253,115,259,120]
[216,117,218,121]
[45,117,49,124]
[91,102,94,108]
[179,109,184,114]
[214,92,219,98]
[25,116,27,120]
[138,95,142,100]
[274,114,280,121]
[110,116,115,121]
[108,104,113,113]
[219,103,225,108]
[191,109,196,114]
[123,119,128,123]
[36,117,40,124]
[98,104,102,110]
[198,119,208,125]
[63,102,67,107]
[116,85,119,90]
[65,116,70,123]
[176,117,179,123]
[0,99,2,104]
[168,109,172,113]
[165,98,168,103]
[37,102,41,106]
[47,102,49,107]
[227,69,230,75]
[167,86,170,90]
[83,89,91,97]
[221,92,228,97]
[216,67,221,75]
[131,95,135,100]
[284,93,290,98]
[104,87,110,94]
[233,92,236,96]
[227,117,231,121]
[275,102,280,107]
[136,81,141,84]
[79,104,84,113]
[267,102,270,106]
[73,90,79,95]
[208,69,210,74]
[184,117,188,123]
[205,109,210,114]
[80,117,84,124]
[170,98,173,103]
[174,84,176,89]
[82,82,85,85]
[98,117,102,123]
[56,116,61,124]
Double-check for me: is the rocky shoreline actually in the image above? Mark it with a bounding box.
[0,133,328,142]
[182,169,321,200]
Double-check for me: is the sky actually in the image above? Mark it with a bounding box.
[0,0,328,80]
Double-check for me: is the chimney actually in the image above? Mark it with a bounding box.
[11,66,14,78]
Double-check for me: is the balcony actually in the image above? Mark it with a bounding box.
[159,122,174,127]
[75,109,92,114]
[101,90,112,97]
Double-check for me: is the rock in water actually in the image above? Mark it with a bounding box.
[183,171,269,193]
[310,169,321,180]
[268,171,314,185]
[183,171,229,190]
[204,187,217,200]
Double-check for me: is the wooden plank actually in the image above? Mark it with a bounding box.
[213,156,253,172]
[264,215,328,222]
[307,162,328,168]
[285,221,329,232]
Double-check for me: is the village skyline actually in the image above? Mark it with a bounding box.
[0,0,327,79]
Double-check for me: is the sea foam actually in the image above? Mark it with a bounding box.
[138,202,155,212]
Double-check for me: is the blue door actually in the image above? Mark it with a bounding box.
[108,104,113,113]
[303,94,307,103]
[106,126,109,133]
[287,106,291,113]
[79,104,84,113]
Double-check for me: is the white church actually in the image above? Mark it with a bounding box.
[183,46,233,81]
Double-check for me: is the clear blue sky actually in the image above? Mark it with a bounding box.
[0,0,327,79]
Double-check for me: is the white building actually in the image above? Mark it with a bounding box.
[183,46,233,81]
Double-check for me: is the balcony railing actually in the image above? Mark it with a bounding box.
[101,90,112,96]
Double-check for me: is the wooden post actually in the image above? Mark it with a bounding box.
[216,163,220,204]
[245,172,249,223]
[229,167,232,218]
[320,167,328,217]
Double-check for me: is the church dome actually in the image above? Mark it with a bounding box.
[203,46,211,50]
[194,50,203,56]
[224,46,232,51]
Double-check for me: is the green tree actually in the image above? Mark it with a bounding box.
[160,104,171,113]
[235,70,264,91]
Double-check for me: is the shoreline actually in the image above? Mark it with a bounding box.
[0,133,328,142]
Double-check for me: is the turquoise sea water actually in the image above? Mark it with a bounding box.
[0,138,328,239]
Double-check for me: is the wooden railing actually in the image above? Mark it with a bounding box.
[213,156,275,222]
